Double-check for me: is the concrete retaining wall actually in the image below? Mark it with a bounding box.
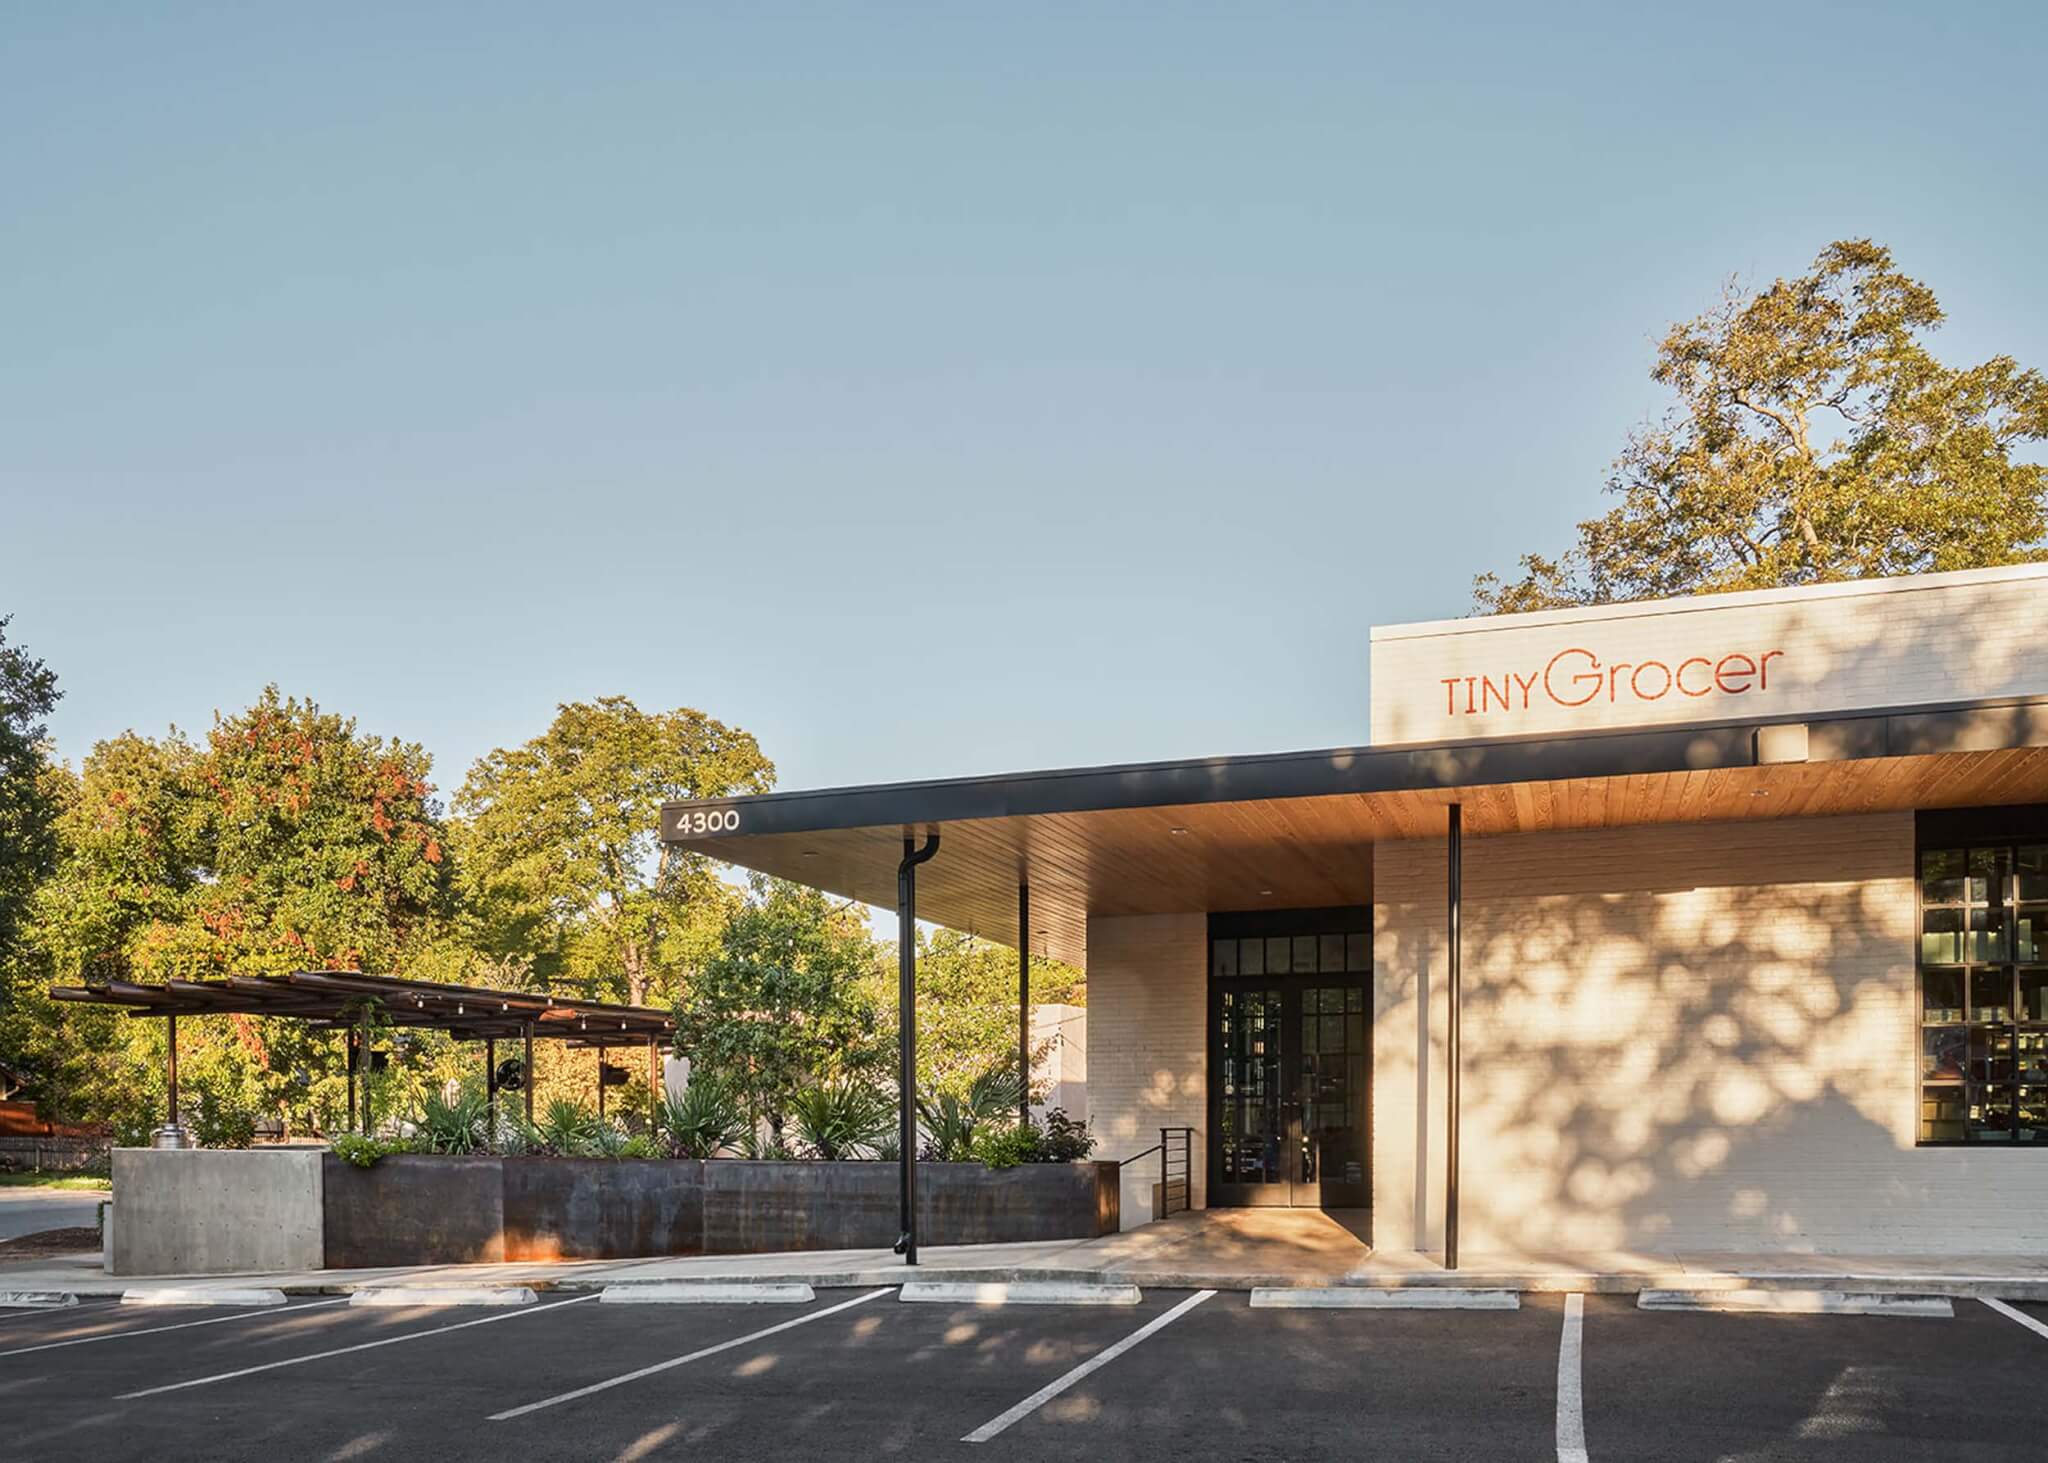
[111,1147,324,1276]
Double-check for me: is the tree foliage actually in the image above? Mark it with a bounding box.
[12,689,460,1138]
[672,877,889,1136]
[863,928,1085,1100]
[1476,240,2048,612]
[455,697,774,1008]
[0,617,61,990]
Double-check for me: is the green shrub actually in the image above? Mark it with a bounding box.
[656,1078,745,1159]
[617,1133,660,1160]
[917,1069,1021,1161]
[1038,1107,1095,1161]
[789,1079,893,1160]
[971,1123,1041,1169]
[331,1134,414,1168]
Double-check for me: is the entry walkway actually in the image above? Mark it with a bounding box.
[12,1208,2048,1299]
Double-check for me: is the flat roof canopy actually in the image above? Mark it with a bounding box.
[49,970,676,1048]
[663,696,2048,968]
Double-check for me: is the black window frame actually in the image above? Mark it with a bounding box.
[1916,806,2048,1148]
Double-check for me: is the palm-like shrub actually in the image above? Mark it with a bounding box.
[789,1079,893,1160]
[917,1069,1023,1161]
[656,1078,745,1159]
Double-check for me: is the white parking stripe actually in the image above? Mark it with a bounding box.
[1557,1293,1588,1463]
[962,1289,1216,1444]
[117,1294,595,1398]
[1982,1296,2048,1340]
[0,1297,349,1359]
[488,1286,893,1421]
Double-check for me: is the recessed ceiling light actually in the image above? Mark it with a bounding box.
[1259,889,1274,897]
[800,849,821,858]
[1169,827,1188,836]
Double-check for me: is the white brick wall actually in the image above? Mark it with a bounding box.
[1086,913,1207,1226]
[1370,562,2048,744]
[1373,811,2048,1256]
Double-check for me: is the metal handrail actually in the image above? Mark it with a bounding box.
[1115,1126,1195,1219]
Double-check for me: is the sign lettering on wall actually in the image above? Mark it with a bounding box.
[1368,564,2048,745]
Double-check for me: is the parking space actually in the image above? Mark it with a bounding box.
[6,1286,2048,1460]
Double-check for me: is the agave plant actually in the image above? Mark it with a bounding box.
[788,1079,894,1160]
[656,1077,746,1159]
[537,1098,600,1157]
[414,1086,489,1154]
[587,1119,633,1159]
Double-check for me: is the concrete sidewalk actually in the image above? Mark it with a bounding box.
[13,1208,2048,1300]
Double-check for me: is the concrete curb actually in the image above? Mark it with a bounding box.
[1638,1289,1954,1317]
[0,1291,77,1309]
[1251,1287,1520,1310]
[600,1282,815,1305]
[349,1286,538,1308]
[898,1280,1143,1306]
[121,1287,287,1307]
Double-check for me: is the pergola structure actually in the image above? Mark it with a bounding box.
[49,970,676,1140]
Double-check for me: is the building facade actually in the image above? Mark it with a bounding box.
[664,564,2048,1257]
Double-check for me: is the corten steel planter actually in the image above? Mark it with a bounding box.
[320,1155,1118,1268]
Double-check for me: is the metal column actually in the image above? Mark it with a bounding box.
[523,1024,535,1124]
[485,1037,497,1144]
[1446,801,1463,1271]
[1018,881,1031,1128]
[165,1012,179,1131]
[896,831,940,1264]
[358,1006,373,1137]
[597,1047,606,1118]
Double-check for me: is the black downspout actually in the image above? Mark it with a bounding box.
[1446,802,1462,1272]
[1018,881,1031,1129]
[895,830,941,1263]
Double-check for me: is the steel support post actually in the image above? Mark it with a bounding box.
[896,831,940,1264]
[1446,801,1463,1272]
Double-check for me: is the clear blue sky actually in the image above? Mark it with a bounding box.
[7,3,2045,802]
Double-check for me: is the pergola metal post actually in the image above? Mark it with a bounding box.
[485,1037,497,1142]
[1446,801,1463,1272]
[358,1006,373,1137]
[596,1047,606,1119]
[647,1037,659,1106]
[523,1023,535,1125]
[164,1012,180,1138]
[896,831,940,1265]
[345,1027,357,1133]
[1018,881,1031,1128]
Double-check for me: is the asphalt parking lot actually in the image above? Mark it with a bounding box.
[4,1286,2047,1461]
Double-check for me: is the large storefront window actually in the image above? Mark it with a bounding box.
[1919,836,2048,1144]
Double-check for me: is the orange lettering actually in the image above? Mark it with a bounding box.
[1760,649,1783,689]
[1512,669,1538,708]
[1715,653,1757,694]
[1544,648,1602,707]
[1631,660,1673,699]
[1676,657,1713,696]
[1442,677,1462,715]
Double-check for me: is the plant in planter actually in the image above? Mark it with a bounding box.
[537,1099,600,1157]
[789,1079,893,1159]
[656,1078,745,1159]
[415,1086,490,1154]
[916,1069,1021,1161]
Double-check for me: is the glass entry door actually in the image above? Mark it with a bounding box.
[1209,914,1371,1209]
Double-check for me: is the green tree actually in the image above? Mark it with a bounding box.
[1476,240,2048,612]
[673,878,888,1141]
[865,928,1085,1100]
[14,689,461,1138]
[455,697,774,1008]
[0,617,61,991]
